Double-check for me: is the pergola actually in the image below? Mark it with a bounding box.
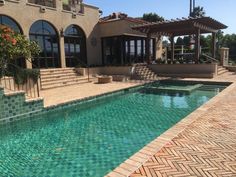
[132,16,227,64]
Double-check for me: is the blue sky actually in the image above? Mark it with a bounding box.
[85,0,235,34]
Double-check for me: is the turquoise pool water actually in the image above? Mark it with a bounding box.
[0,82,227,177]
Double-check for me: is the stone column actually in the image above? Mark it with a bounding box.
[26,59,33,69]
[59,36,66,68]
[219,47,229,66]
[155,36,162,59]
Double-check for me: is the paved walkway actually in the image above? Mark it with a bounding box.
[40,81,140,107]
[128,73,236,177]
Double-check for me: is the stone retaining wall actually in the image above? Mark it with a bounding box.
[148,64,218,78]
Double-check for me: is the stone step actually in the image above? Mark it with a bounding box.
[40,67,75,72]
[40,70,77,76]
[41,76,87,86]
[41,76,84,85]
[132,64,157,81]
[218,70,228,75]
[40,68,76,75]
[137,72,153,75]
[40,68,89,89]
[217,67,227,71]
[40,73,79,80]
[41,77,97,90]
[217,66,229,75]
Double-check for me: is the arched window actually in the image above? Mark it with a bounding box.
[64,25,87,67]
[29,20,60,68]
[0,15,26,68]
[0,15,22,33]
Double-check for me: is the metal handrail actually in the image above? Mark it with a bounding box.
[201,53,219,63]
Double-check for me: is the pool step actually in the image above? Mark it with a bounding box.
[199,85,226,91]
[40,68,92,90]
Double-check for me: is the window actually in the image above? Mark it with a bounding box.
[102,37,122,65]
[0,15,22,33]
[64,25,87,67]
[29,20,60,68]
[28,0,56,8]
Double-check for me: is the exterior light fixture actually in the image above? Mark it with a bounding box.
[60,28,64,37]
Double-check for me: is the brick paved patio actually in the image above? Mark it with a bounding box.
[130,94,236,177]
[106,72,236,177]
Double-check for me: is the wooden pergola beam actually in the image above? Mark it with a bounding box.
[131,16,227,64]
[193,22,218,33]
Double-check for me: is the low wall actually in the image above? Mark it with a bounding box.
[225,66,236,72]
[0,77,40,97]
[0,87,43,124]
[148,64,218,78]
[77,66,132,76]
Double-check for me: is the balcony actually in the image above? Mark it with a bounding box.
[62,0,84,13]
[28,0,56,8]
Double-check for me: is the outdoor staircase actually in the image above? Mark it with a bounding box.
[131,64,158,80]
[40,68,90,90]
[217,66,229,75]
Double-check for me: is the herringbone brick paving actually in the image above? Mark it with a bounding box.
[130,83,236,177]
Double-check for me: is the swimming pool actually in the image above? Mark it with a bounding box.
[0,81,227,176]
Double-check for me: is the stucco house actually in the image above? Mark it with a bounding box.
[0,0,162,69]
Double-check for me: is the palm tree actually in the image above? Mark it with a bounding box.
[190,6,206,18]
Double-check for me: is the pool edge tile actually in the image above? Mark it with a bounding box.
[105,82,236,177]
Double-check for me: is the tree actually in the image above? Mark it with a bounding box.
[190,6,206,18]
[142,13,164,22]
[0,25,40,71]
[176,37,184,46]
[183,36,190,46]
[221,34,236,60]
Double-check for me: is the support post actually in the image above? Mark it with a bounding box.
[195,28,200,63]
[146,33,151,64]
[59,36,66,68]
[212,32,216,59]
[170,36,174,63]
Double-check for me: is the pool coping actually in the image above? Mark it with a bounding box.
[105,81,236,177]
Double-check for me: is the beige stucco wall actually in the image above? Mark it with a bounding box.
[0,0,102,66]
[226,66,236,72]
[99,20,146,37]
